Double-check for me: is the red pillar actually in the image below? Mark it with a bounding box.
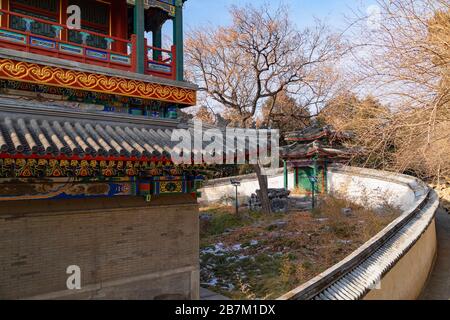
[60,0,68,41]
[111,0,128,53]
[1,0,9,28]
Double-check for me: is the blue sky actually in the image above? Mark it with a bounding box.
[184,0,375,31]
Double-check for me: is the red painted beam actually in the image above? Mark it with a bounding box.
[0,153,172,164]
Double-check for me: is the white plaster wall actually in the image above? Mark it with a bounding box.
[200,165,436,300]
[200,166,423,212]
[199,172,294,204]
[363,219,437,300]
[327,167,421,211]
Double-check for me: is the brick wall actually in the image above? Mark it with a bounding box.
[0,195,199,300]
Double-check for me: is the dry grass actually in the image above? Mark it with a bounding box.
[200,196,400,299]
[431,183,450,211]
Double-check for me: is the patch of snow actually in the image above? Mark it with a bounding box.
[215,243,225,251]
[201,247,216,255]
[226,256,237,262]
[232,244,242,251]
[222,283,235,291]
[337,239,353,245]
[201,243,230,256]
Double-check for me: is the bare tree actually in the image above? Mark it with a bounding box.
[195,106,216,125]
[186,4,344,213]
[319,93,395,169]
[260,90,312,139]
[345,0,450,181]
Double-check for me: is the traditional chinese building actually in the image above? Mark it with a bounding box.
[281,126,354,195]
[0,0,203,300]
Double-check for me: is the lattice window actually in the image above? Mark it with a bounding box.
[67,0,111,50]
[9,0,59,38]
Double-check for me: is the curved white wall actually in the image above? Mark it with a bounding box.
[200,165,439,300]
[200,165,423,212]
[199,168,294,204]
[327,166,423,211]
[364,220,437,300]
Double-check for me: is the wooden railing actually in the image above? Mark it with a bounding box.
[0,9,176,79]
[145,44,176,80]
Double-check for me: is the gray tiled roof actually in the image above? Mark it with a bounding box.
[0,98,265,162]
[280,141,353,160]
[285,125,355,142]
[0,109,181,159]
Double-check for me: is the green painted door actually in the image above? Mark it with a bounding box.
[296,167,325,194]
[297,167,314,194]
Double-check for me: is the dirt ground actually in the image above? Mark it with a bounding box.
[199,196,400,300]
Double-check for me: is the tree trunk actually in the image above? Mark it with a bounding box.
[253,164,271,214]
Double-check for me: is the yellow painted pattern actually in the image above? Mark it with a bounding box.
[0,58,197,105]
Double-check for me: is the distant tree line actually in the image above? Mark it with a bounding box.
[184,0,449,210]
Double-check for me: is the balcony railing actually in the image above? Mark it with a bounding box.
[145,45,176,80]
[0,9,176,80]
